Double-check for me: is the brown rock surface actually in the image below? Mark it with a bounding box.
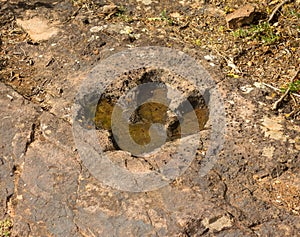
[16,17,59,42]
[225,4,256,29]
[0,0,299,236]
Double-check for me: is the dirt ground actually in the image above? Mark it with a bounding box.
[0,0,300,236]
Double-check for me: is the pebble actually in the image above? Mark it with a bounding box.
[90,26,105,33]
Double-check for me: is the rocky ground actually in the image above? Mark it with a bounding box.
[0,0,300,236]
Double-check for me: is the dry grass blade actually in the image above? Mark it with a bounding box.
[268,0,293,22]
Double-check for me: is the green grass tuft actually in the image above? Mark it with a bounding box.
[232,22,280,45]
[0,219,13,237]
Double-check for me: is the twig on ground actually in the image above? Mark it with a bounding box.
[64,6,82,23]
[268,0,292,23]
[272,86,290,110]
[262,82,281,91]
[272,67,300,110]
[290,66,300,82]
[210,47,242,74]
[286,106,300,118]
[263,82,300,98]
[45,57,55,67]
[290,93,298,106]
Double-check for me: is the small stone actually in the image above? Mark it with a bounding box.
[225,4,256,29]
[202,215,232,232]
[6,94,13,101]
[262,146,275,159]
[204,55,215,61]
[253,170,269,180]
[93,49,99,55]
[253,82,265,89]
[170,12,183,19]
[240,85,254,94]
[261,116,287,141]
[102,4,118,14]
[90,26,104,33]
[120,26,133,35]
[16,195,23,200]
[16,17,59,42]
[137,0,153,5]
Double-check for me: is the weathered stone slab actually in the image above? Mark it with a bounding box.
[0,82,41,219]
[12,114,81,236]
